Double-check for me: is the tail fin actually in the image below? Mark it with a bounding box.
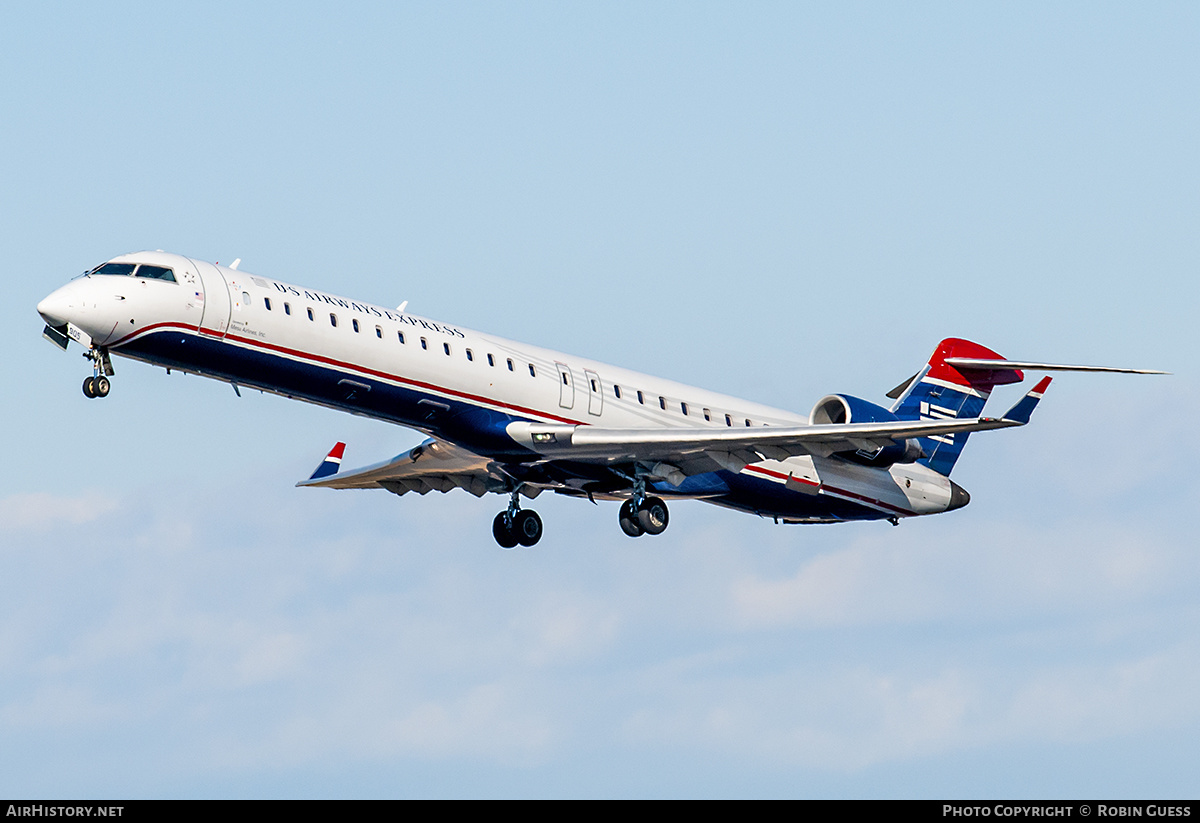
[890,339,1024,476]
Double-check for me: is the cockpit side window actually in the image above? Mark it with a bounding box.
[135,265,176,282]
[91,263,136,276]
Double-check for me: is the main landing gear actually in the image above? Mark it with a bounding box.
[489,481,671,547]
[618,476,670,538]
[81,347,114,399]
[492,489,543,549]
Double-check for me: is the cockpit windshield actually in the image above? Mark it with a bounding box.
[91,263,136,276]
[135,265,175,281]
[90,262,176,282]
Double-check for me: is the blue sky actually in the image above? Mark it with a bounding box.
[1,2,1197,798]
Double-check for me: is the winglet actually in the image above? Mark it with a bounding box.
[308,442,346,480]
[1001,376,1052,424]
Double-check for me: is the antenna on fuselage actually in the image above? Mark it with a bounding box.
[229,258,241,270]
[396,300,408,313]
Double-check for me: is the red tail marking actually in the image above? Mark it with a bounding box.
[925,338,1024,390]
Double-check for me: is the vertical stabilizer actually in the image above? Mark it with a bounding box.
[891,339,1024,476]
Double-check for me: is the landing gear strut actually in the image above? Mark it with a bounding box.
[492,488,543,548]
[618,475,670,538]
[81,347,113,399]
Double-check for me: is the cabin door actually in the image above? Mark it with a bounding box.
[556,362,574,409]
[585,369,603,416]
[191,260,232,338]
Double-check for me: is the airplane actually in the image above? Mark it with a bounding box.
[36,251,1165,548]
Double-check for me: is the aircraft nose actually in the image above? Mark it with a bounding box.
[37,288,74,327]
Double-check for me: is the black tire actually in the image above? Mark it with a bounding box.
[492,512,518,549]
[619,499,645,537]
[513,509,543,547]
[94,376,111,397]
[82,376,96,398]
[637,496,669,535]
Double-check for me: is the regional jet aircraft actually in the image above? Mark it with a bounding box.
[37,252,1163,547]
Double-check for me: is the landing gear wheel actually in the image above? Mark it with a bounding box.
[492,512,518,549]
[93,376,111,397]
[513,510,543,547]
[637,496,669,535]
[82,376,96,398]
[619,499,645,537]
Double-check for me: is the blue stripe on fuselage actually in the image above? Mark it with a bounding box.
[116,329,537,460]
[117,328,892,523]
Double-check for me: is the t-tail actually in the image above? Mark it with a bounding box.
[888,339,1024,476]
[886,338,1165,476]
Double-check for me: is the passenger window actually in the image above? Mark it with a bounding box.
[398,331,405,344]
[637,391,644,405]
[681,402,688,416]
[135,265,176,282]
[725,414,732,427]
[375,326,382,339]
[420,337,428,350]
[507,358,514,371]
[352,319,360,333]
[307,308,314,321]
[242,291,251,306]
[659,396,666,410]
[487,353,495,367]
[330,313,338,327]
[284,303,291,315]
[614,385,622,399]
[443,342,451,355]
[562,372,569,385]
[703,408,711,422]
[264,297,272,311]
[745,419,752,427]
[529,364,537,377]
[466,349,474,361]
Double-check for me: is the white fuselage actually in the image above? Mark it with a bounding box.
[38,251,957,523]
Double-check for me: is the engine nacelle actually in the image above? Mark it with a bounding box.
[809,394,924,467]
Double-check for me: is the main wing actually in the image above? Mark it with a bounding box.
[298,438,512,497]
[500,378,1052,480]
[300,378,1051,495]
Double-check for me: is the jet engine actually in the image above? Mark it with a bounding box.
[809,394,924,467]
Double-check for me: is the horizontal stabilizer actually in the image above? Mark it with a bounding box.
[945,357,1167,375]
[308,442,346,480]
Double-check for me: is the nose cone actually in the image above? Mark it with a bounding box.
[947,480,971,511]
[37,287,74,327]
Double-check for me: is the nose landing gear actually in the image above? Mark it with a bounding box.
[492,489,543,548]
[81,347,114,399]
[82,375,110,398]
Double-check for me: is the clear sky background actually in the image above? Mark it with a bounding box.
[1,1,1196,798]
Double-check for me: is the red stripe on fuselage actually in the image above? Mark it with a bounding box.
[111,322,586,426]
[743,464,913,516]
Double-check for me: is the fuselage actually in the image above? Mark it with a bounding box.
[38,251,959,524]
